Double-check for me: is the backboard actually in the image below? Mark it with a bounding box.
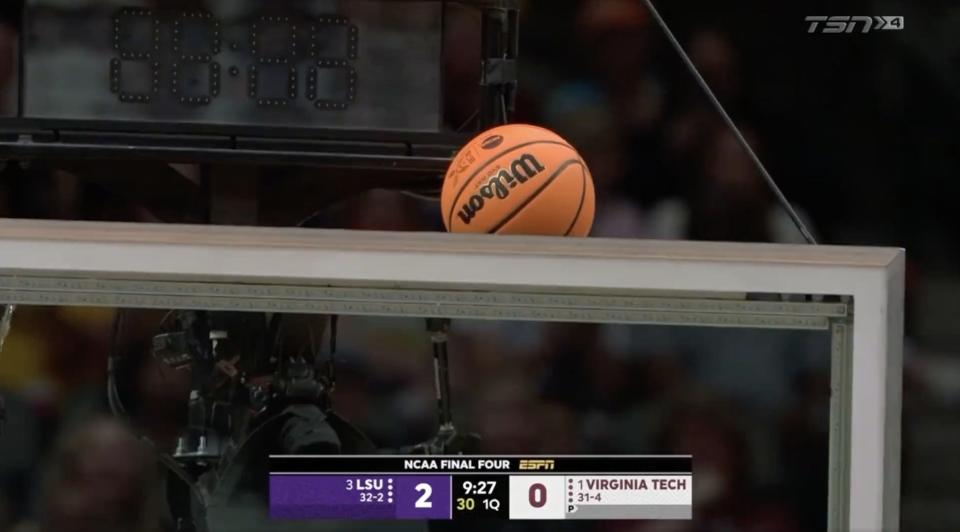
[0,218,904,532]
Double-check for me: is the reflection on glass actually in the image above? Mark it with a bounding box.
[0,13,17,117]
[0,306,831,531]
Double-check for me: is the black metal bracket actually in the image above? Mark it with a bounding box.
[479,6,520,128]
[384,0,519,7]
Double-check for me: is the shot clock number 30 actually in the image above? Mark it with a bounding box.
[111,7,358,110]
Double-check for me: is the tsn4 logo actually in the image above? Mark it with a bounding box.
[519,459,556,471]
[806,16,904,34]
[457,153,545,225]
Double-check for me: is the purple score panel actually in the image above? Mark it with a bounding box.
[270,475,396,520]
[270,474,452,520]
[393,475,452,520]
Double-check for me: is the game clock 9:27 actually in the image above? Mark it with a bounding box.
[453,476,509,519]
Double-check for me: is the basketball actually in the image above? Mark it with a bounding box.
[441,124,595,237]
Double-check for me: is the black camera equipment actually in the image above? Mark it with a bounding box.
[125,310,477,531]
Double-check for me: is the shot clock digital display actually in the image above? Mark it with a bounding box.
[1,0,518,172]
[269,456,693,521]
[21,0,442,132]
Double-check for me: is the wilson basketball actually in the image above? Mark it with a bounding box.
[441,124,595,237]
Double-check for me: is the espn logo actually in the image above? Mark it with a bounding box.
[519,459,556,471]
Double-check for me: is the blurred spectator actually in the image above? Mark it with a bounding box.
[539,323,641,415]
[345,190,438,232]
[651,397,800,532]
[544,87,680,240]
[126,346,191,449]
[688,29,742,105]
[443,5,482,130]
[575,0,663,133]
[473,376,543,454]
[779,371,831,531]
[0,19,16,116]
[35,417,162,532]
[659,125,816,244]
[0,392,42,530]
[661,27,742,205]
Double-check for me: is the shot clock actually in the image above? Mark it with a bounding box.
[269,456,693,521]
[21,0,442,131]
[4,0,520,171]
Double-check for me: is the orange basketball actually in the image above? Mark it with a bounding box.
[441,124,595,237]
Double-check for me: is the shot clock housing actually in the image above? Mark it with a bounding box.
[0,0,519,189]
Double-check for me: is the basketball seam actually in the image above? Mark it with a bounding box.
[489,159,584,234]
[446,140,575,230]
[563,166,589,237]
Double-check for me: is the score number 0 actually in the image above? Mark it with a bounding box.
[509,476,562,519]
[529,483,547,508]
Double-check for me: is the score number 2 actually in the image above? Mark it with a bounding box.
[415,483,433,508]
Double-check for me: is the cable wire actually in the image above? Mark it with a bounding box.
[103,309,209,528]
[641,0,818,245]
[107,309,127,417]
[0,305,14,354]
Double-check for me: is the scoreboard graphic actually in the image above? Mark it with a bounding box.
[269,455,692,521]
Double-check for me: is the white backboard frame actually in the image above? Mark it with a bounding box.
[0,219,904,531]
